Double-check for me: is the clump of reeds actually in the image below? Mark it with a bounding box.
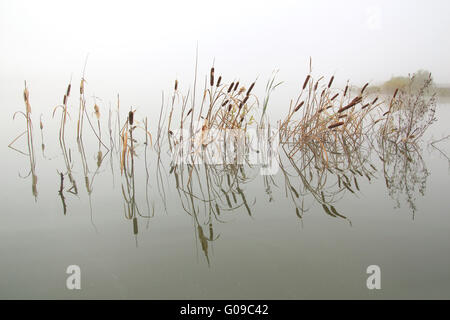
[9,81,38,200]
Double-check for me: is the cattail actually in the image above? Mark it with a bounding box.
[246,82,255,96]
[393,88,399,99]
[63,95,67,105]
[216,76,222,87]
[361,83,368,94]
[302,75,310,90]
[343,85,348,97]
[233,81,239,91]
[314,81,319,91]
[338,114,347,119]
[321,89,326,97]
[338,96,362,113]
[222,99,229,107]
[328,76,334,88]
[24,84,31,114]
[294,101,304,112]
[174,79,178,91]
[227,82,234,93]
[24,87,29,103]
[372,97,378,104]
[128,110,133,125]
[328,121,344,129]
[186,108,193,117]
[361,103,370,109]
[330,93,339,101]
[383,110,390,116]
[228,104,233,112]
[66,84,71,97]
[239,96,249,108]
[210,67,215,86]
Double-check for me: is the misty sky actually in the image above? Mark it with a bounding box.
[1,0,450,114]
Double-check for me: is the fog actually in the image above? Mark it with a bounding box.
[1,0,450,116]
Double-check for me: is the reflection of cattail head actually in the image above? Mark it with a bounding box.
[210,67,215,86]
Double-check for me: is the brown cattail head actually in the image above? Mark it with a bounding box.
[294,101,304,112]
[331,93,339,101]
[210,67,215,86]
[227,82,234,93]
[246,82,255,96]
[314,81,319,91]
[372,97,378,104]
[338,96,362,113]
[128,110,134,125]
[66,84,71,97]
[303,75,310,90]
[393,88,399,99]
[328,76,334,88]
[344,85,348,97]
[216,76,222,87]
[361,83,369,94]
[233,81,239,91]
[94,104,100,120]
[239,96,249,108]
[24,84,31,114]
[328,121,344,129]
[63,94,67,105]
[174,79,178,91]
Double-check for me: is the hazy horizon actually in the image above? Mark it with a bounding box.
[1,0,450,117]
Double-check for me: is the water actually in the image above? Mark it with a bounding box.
[0,90,449,299]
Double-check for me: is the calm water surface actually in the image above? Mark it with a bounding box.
[0,97,449,299]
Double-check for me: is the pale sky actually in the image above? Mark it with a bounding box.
[1,0,449,115]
